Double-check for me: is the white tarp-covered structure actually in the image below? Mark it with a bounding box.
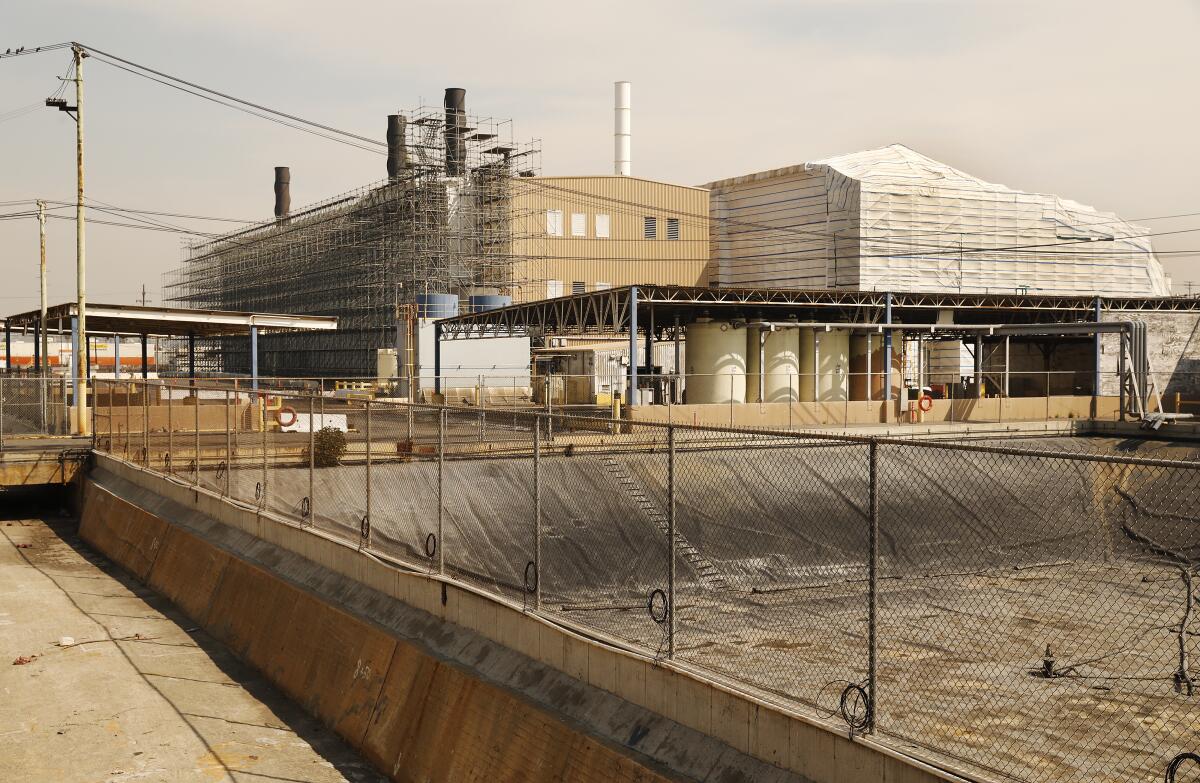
[706,144,1170,296]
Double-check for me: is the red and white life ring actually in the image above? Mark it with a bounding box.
[276,406,298,427]
[917,394,934,413]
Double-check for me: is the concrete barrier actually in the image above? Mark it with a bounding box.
[80,456,969,783]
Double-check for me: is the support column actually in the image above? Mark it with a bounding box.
[4,320,11,373]
[1004,335,1010,397]
[883,292,893,402]
[249,326,258,392]
[1093,297,1103,397]
[188,333,196,380]
[974,334,983,396]
[140,334,148,380]
[433,322,442,396]
[673,314,681,404]
[85,332,91,379]
[113,334,120,380]
[627,286,638,405]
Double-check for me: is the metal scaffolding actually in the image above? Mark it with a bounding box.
[163,102,540,377]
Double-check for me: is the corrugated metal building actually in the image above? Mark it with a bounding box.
[503,176,709,302]
[706,144,1170,297]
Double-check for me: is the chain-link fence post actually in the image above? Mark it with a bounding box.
[363,398,372,549]
[142,380,149,467]
[194,386,201,487]
[307,392,314,525]
[124,382,132,459]
[533,416,542,611]
[1,377,7,455]
[260,393,267,507]
[867,437,879,734]
[224,389,232,497]
[166,385,173,473]
[438,406,445,575]
[668,423,676,659]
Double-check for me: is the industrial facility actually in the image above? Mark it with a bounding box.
[707,144,1171,297]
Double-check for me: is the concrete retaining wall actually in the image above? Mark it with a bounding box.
[80,454,968,783]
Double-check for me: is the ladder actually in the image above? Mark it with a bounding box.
[600,455,730,591]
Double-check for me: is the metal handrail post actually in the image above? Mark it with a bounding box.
[667,424,676,659]
[867,438,879,734]
[438,407,445,575]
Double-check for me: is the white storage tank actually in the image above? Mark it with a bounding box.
[746,327,762,403]
[816,328,850,401]
[686,320,747,404]
[748,326,806,401]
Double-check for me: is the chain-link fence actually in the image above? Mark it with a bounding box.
[90,379,1200,783]
[0,376,71,444]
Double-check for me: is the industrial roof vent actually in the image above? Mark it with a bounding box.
[444,88,466,176]
[273,166,290,225]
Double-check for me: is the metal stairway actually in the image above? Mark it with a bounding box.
[600,455,730,591]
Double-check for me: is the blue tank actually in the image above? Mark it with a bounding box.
[416,293,460,319]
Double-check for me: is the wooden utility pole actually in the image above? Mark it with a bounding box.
[73,43,88,435]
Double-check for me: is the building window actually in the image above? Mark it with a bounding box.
[571,281,586,295]
[546,209,563,237]
[643,216,657,239]
[595,214,610,238]
[570,213,586,237]
[547,280,563,298]
[666,217,680,240]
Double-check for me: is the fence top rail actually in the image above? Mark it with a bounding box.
[113,378,1200,472]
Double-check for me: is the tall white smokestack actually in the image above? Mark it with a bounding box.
[614,81,631,176]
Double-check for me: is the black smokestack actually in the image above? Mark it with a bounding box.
[444,88,466,176]
[273,166,291,224]
[386,114,407,179]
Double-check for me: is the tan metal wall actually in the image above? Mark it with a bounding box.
[508,176,709,302]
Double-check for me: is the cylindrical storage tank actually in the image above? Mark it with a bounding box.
[416,293,460,319]
[685,320,746,404]
[762,328,801,403]
[816,329,850,401]
[468,294,512,313]
[797,327,816,402]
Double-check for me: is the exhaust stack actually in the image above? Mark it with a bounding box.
[444,88,466,176]
[386,114,407,179]
[614,81,631,176]
[273,166,291,224]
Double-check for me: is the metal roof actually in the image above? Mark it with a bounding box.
[437,284,1200,339]
[3,303,338,338]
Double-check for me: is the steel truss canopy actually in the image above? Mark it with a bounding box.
[4,303,338,338]
[436,284,1200,340]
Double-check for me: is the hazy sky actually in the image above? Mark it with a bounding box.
[2,0,1199,313]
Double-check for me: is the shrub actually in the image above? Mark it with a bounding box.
[312,426,347,468]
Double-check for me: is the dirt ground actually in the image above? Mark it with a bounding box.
[0,504,385,783]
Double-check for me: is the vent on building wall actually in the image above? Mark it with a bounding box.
[667,217,680,240]
[644,216,657,239]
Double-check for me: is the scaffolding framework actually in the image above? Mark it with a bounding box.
[163,106,540,377]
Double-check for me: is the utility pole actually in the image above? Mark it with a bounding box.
[73,43,87,435]
[37,200,48,373]
[140,284,148,307]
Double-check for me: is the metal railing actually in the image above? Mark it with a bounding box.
[90,378,1200,783]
